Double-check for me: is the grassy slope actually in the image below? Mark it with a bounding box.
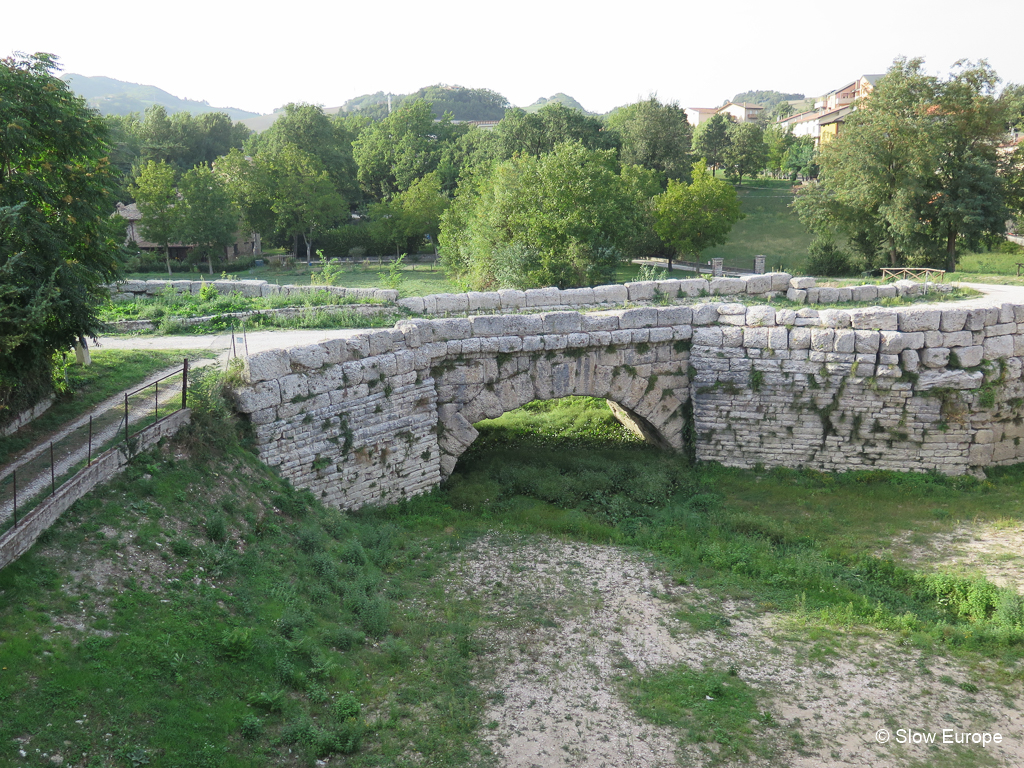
[0,350,213,466]
[3,395,1024,764]
[703,180,813,274]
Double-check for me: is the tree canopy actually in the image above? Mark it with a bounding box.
[605,97,693,183]
[1,53,123,414]
[796,57,1016,269]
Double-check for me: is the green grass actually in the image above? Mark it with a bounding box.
[0,350,212,466]
[703,180,814,274]
[5,390,1024,765]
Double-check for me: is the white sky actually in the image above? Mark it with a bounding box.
[5,0,1022,116]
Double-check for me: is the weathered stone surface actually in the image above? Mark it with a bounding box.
[467,291,500,311]
[745,306,776,326]
[984,334,1014,359]
[744,274,772,294]
[790,277,815,290]
[626,281,656,301]
[898,309,941,332]
[434,293,470,313]
[769,272,792,291]
[498,289,527,309]
[920,347,949,369]
[710,278,745,295]
[245,350,292,383]
[593,284,628,304]
[677,278,709,297]
[542,312,583,334]
[234,379,281,413]
[849,307,897,331]
[786,288,808,304]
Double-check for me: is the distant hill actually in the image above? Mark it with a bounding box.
[239,106,344,133]
[523,93,591,114]
[63,74,260,120]
[729,90,805,108]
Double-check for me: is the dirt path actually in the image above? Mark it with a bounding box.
[451,535,1024,768]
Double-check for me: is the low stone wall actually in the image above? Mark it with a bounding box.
[105,303,397,332]
[1,395,56,437]
[107,279,398,303]
[0,409,191,569]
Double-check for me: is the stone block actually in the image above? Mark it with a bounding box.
[986,323,1016,337]
[743,327,769,349]
[236,280,266,298]
[618,307,659,329]
[542,311,583,334]
[593,284,628,304]
[562,287,595,305]
[966,307,997,330]
[120,279,147,293]
[146,279,172,294]
[234,379,281,413]
[876,285,897,299]
[923,331,944,348]
[431,318,472,341]
[654,280,681,299]
[984,334,1014,359]
[692,303,719,325]
[810,328,835,352]
[710,277,745,295]
[854,330,880,354]
[693,328,724,347]
[836,288,852,302]
[467,291,500,311]
[903,332,925,350]
[498,289,527,309]
[834,329,856,353]
[245,349,291,383]
[940,308,968,332]
[851,285,878,301]
[898,309,941,332]
[745,306,776,326]
[677,278,709,297]
[279,373,309,402]
[879,331,906,355]
[722,327,743,347]
[626,281,656,301]
[819,309,852,328]
[398,297,424,313]
[768,326,789,350]
[776,309,796,326]
[769,272,792,291]
[816,287,839,303]
[954,345,984,368]
[920,347,949,369]
[289,344,326,371]
[789,327,811,349]
[786,288,808,304]
[582,313,619,332]
[916,369,984,391]
[434,293,470,314]
[469,315,509,337]
[744,274,772,294]
[790,277,815,290]
[656,306,691,327]
[524,287,561,308]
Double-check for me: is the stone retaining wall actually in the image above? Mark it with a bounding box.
[107,279,398,303]
[231,294,1024,512]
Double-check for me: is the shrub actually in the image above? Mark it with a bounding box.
[219,627,253,659]
[806,236,856,277]
[333,693,361,721]
[239,715,263,739]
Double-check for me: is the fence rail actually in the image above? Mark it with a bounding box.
[1,359,189,532]
[880,268,946,283]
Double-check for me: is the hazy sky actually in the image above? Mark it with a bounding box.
[5,0,1022,115]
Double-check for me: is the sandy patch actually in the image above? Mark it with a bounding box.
[448,534,1024,767]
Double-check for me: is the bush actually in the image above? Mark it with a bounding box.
[806,236,856,277]
[333,693,361,721]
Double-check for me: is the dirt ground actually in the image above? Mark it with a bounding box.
[448,534,1024,768]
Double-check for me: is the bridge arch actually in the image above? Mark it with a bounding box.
[431,337,690,478]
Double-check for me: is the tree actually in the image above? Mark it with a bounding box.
[796,57,1013,269]
[652,160,744,270]
[0,53,123,416]
[493,104,613,160]
[606,97,693,183]
[178,166,238,274]
[397,171,449,253]
[692,113,732,174]
[130,160,180,274]
[439,142,645,289]
[764,124,795,178]
[269,145,347,265]
[723,122,767,185]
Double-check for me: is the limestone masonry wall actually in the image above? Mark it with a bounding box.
[232,290,1024,512]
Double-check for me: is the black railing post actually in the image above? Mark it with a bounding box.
[182,358,188,410]
[50,442,55,495]
[124,393,129,443]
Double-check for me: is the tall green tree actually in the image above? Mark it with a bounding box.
[493,104,612,160]
[0,53,123,415]
[796,57,1013,268]
[723,122,768,185]
[130,160,180,275]
[692,113,732,174]
[270,145,348,265]
[439,142,645,289]
[606,97,692,183]
[178,166,238,274]
[653,160,744,271]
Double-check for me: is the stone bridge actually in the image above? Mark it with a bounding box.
[233,293,1024,511]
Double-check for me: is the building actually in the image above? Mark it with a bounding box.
[684,107,719,126]
[777,74,884,146]
[716,102,764,123]
[114,202,259,260]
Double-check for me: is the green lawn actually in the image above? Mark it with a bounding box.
[703,179,814,274]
